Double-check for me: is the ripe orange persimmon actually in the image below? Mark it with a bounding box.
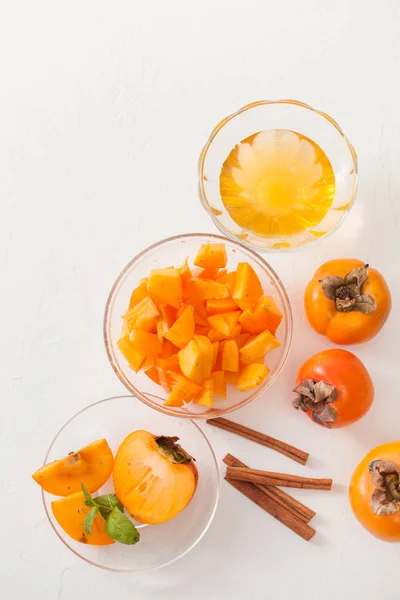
[113,430,198,524]
[304,259,391,344]
[293,349,374,428]
[32,438,114,496]
[350,442,400,541]
[52,491,114,545]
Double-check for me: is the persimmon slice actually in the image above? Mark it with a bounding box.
[113,430,198,524]
[52,491,114,545]
[32,439,114,496]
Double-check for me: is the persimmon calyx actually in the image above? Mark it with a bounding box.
[293,378,338,428]
[319,264,377,315]
[369,460,400,515]
[155,436,194,464]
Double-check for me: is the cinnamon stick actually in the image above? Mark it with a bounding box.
[224,476,316,542]
[223,453,315,523]
[206,417,309,465]
[226,466,332,490]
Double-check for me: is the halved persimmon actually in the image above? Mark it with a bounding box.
[113,430,198,524]
[52,491,114,545]
[32,438,114,496]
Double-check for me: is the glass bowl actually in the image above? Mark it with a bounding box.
[199,100,358,251]
[42,396,219,572]
[104,233,292,418]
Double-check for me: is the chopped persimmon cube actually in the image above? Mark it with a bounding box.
[208,311,240,337]
[194,244,228,269]
[123,296,159,333]
[207,328,226,342]
[222,339,239,372]
[206,297,238,315]
[211,341,219,370]
[144,366,160,385]
[237,363,270,391]
[129,330,162,356]
[129,279,148,309]
[165,305,195,349]
[186,278,229,300]
[234,332,251,349]
[178,258,192,286]
[177,340,203,383]
[232,263,263,310]
[160,339,179,359]
[194,378,214,406]
[216,271,236,295]
[118,337,146,372]
[239,295,283,334]
[165,374,201,406]
[147,268,183,309]
[225,370,239,385]
[239,330,280,364]
[193,334,213,379]
[212,370,226,399]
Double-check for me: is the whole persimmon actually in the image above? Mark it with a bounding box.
[304,259,391,344]
[293,349,374,428]
[350,442,400,541]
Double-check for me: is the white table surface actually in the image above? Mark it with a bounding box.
[2,1,400,598]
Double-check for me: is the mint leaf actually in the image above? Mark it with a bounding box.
[94,494,124,520]
[104,507,140,545]
[84,507,99,535]
[81,482,96,507]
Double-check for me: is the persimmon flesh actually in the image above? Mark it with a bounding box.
[32,438,114,496]
[113,430,198,524]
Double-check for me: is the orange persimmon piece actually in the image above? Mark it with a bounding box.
[165,305,195,349]
[194,267,227,281]
[144,366,160,385]
[207,328,226,342]
[211,341,219,370]
[32,439,114,496]
[193,334,214,379]
[239,295,283,335]
[165,373,202,406]
[239,330,280,364]
[160,339,179,359]
[157,319,169,341]
[232,263,263,310]
[194,243,228,269]
[129,329,162,356]
[194,378,214,406]
[160,304,177,327]
[234,332,251,349]
[216,271,236,295]
[186,278,229,300]
[222,339,239,372]
[177,339,203,383]
[52,492,114,545]
[206,297,238,315]
[147,268,183,309]
[128,279,148,309]
[178,258,192,286]
[195,325,211,336]
[118,337,146,372]
[123,296,159,333]
[225,370,239,385]
[208,311,240,338]
[237,363,270,391]
[155,356,181,391]
[212,370,226,399]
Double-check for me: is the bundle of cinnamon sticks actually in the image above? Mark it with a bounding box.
[207,417,332,541]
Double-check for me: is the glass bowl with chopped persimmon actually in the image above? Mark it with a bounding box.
[104,233,292,418]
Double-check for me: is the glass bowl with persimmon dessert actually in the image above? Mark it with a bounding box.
[104,233,292,418]
[32,396,219,572]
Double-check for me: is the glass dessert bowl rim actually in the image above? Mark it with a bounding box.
[198,99,359,253]
[103,232,293,419]
[41,395,221,572]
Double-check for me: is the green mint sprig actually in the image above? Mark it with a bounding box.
[81,483,140,545]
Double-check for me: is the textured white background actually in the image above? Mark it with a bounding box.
[1,1,400,598]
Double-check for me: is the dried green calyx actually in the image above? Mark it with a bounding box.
[319,264,376,314]
[369,460,400,515]
[155,436,194,464]
[293,379,338,428]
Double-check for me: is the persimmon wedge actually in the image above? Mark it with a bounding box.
[113,430,198,525]
[52,491,114,545]
[32,438,114,496]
